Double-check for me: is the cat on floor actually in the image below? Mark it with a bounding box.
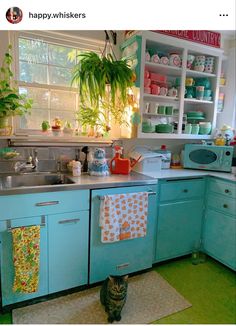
[100,275,128,323]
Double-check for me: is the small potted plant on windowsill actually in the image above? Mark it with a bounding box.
[0,45,32,135]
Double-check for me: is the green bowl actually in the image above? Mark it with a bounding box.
[155,124,173,133]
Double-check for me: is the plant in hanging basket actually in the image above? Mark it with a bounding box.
[0,45,32,122]
[71,51,134,131]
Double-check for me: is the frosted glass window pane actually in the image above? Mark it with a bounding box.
[50,90,76,110]
[19,38,48,64]
[20,62,47,84]
[20,109,49,129]
[49,67,72,86]
[19,87,49,109]
[49,44,75,67]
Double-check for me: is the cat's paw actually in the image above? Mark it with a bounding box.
[108,316,114,323]
[116,315,121,321]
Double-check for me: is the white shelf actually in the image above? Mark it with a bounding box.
[143,113,178,118]
[185,69,216,78]
[145,61,182,76]
[184,98,214,104]
[138,132,212,139]
[144,94,179,101]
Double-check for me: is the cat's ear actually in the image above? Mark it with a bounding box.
[123,275,128,281]
[109,276,114,283]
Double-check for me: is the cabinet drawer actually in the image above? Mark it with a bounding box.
[0,190,89,220]
[207,193,236,217]
[159,178,205,202]
[208,178,236,199]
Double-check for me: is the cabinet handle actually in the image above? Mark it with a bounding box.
[223,204,228,208]
[183,189,188,193]
[35,201,59,206]
[224,189,230,194]
[58,218,80,224]
[116,263,130,270]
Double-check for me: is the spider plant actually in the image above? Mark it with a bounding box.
[71,51,134,131]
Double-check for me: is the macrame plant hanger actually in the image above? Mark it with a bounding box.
[102,31,117,59]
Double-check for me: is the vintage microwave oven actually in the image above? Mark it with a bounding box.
[183,144,233,172]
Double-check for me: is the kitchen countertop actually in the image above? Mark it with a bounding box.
[141,168,236,182]
[0,171,157,195]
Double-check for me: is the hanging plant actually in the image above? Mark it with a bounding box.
[71,47,134,131]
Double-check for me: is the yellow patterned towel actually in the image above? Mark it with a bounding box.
[12,225,40,293]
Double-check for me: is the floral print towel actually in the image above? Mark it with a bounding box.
[99,192,148,243]
[12,225,40,293]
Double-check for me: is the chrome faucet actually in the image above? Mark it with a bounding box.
[14,149,39,173]
[32,149,39,171]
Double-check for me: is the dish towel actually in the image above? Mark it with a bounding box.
[12,225,40,293]
[99,192,148,243]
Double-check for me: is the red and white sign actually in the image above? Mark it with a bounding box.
[153,30,221,48]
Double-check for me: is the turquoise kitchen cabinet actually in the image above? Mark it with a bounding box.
[48,210,89,293]
[203,178,236,271]
[0,189,90,307]
[154,178,205,263]
[89,185,157,284]
[0,216,48,307]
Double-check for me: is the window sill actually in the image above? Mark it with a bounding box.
[2,135,113,147]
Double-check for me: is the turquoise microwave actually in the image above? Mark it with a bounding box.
[183,144,233,172]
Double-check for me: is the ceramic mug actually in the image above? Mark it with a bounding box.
[160,87,168,96]
[187,54,195,69]
[184,123,192,134]
[185,78,195,86]
[158,105,166,114]
[167,87,178,97]
[149,102,159,114]
[166,106,173,115]
[191,124,200,134]
[196,86,204,100]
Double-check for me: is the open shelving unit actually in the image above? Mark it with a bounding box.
[123,31,224,139]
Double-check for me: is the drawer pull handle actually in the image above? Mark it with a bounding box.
[224,189,230,194]
[223,204,228,208]
[183,189,188,193]
[35,201,59,207]
[116,263,130,270]
[58,218,80,224]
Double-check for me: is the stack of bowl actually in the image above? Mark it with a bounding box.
[186,111,205,122]
[193,56,205,72]
[204,57,215,73]
[199,122,212,135]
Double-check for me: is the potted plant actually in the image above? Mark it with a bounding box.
[0,45,32,132]
[71,52,134,134]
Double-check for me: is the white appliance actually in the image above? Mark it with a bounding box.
[129,147,163,173]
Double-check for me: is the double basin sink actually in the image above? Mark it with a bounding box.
[0,172,75,190]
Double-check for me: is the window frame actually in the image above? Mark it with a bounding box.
[10,31,104,135]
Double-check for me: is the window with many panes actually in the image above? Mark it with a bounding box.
[15,32,101,133]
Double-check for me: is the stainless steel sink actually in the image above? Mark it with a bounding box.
[0,173,75,189]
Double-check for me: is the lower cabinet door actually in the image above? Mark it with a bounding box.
[0,216,48,307]
[48,211,89,293]
[89,185,157,284]
[155,199,203,262]
[203,208,236,271]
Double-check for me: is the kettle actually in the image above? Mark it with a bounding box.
[110,146,141,175]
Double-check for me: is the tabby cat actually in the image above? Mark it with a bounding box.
[100,275,128,323]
